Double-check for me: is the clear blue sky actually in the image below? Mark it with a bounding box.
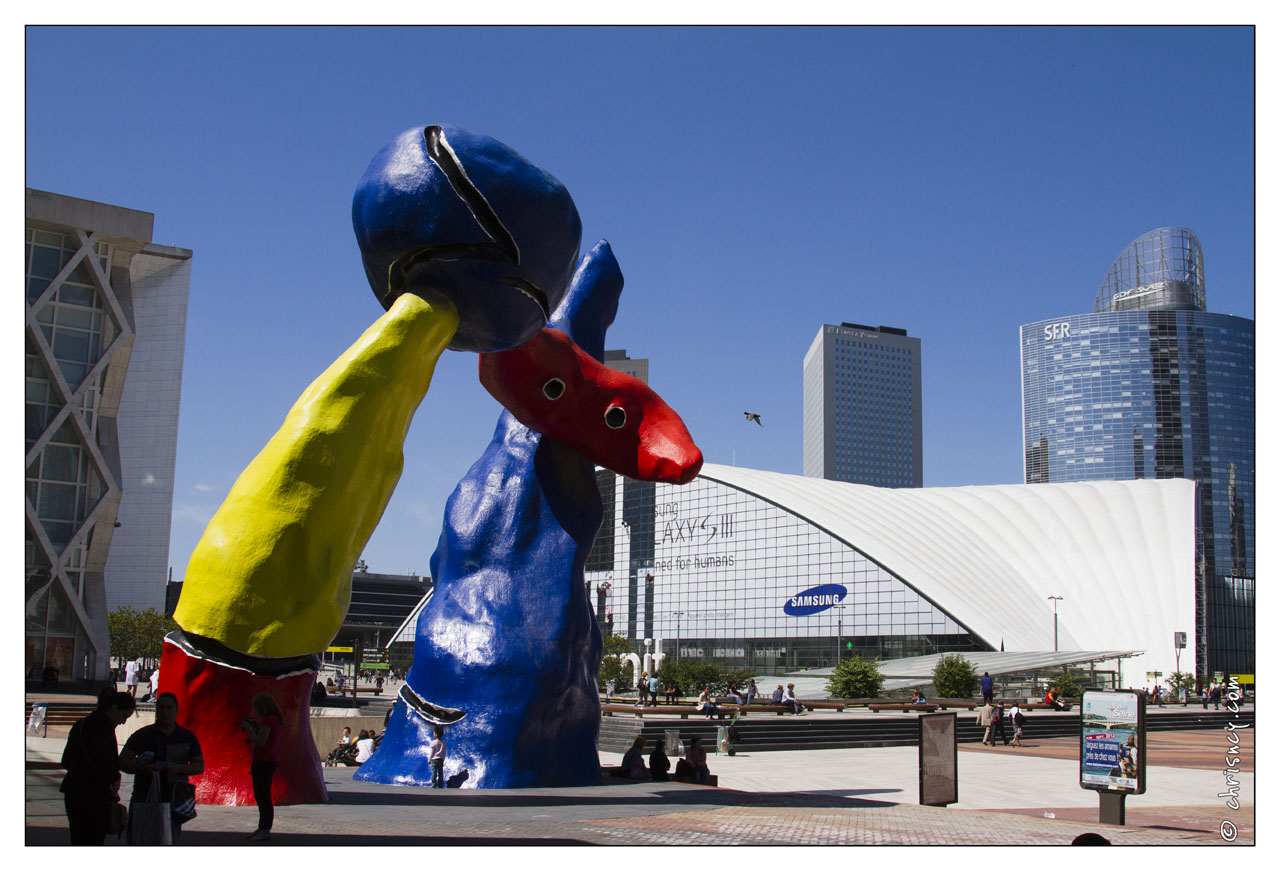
[24,26,1257,580]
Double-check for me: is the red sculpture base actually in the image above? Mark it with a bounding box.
[158,638,327,806]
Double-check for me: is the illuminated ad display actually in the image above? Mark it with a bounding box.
[1079,690,1146,794]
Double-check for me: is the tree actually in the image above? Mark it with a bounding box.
[825,655,885,699]
[1168,671,1197,696]
[653,661,754,697]
[598,634,635,691]
[931,654,979,698]
[1051,671,1086,699]
[108,606,178,670]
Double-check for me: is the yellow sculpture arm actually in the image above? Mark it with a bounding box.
[174,291,459,658]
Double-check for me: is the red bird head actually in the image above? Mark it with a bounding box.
[479,328,703,484]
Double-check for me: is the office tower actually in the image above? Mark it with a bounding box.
[1021,227,1254,676]
[803,323,923,487]
[602,348,648,384]
[25,189,192,682]
[598,348,653,639]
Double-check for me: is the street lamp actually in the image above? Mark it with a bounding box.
[833,603,846,666]
[672,611,684,663]
[1047,596,1063,652]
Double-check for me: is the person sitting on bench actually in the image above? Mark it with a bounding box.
[782,683,805,715]
[663,679,680,705]
[771,685,784,706]
[696,686,719,719]
[911,688,929,705]
[612,736,648,779]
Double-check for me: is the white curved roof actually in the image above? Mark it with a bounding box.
[697,465,1195,684]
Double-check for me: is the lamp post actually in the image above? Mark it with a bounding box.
[1047,595,1063,652]
[833,603,846,666]
[672,611,684,663]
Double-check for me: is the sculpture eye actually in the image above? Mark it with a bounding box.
[542,378,565,400]
[604,405,626,429]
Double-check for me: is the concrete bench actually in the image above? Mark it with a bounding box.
[601,703,739,719]
[867,702,940,713]
[934,700,979,711]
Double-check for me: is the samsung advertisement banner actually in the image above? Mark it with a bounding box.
[1079,690,1147,794]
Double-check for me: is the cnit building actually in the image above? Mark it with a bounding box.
[585,323,1195,685]
[1020,227,1254,678]
[25,190,191,683]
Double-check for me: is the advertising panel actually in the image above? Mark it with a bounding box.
[1079,690,1146,794]
[918,713,958,806]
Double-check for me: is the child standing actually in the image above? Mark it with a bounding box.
[429,725,446,788]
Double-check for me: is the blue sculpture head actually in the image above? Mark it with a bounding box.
[353,125,582,352]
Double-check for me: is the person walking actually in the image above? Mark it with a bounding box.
[976,701,995,745]
[429,725,447,787]
[647,672,660,707]
[124,658,140,698]
[60,691,136,844]
[980,671,994,704]
[240,692,283,841]
[991,703,1009,746]
[1008,702,1024,747]
[636,671,649,707]
[119,692,204,843]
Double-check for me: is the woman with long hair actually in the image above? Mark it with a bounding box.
[240,692,282,841]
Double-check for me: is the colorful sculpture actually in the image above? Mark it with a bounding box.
[165,124,702,800]
[164,125,583,804]
[355,240,702,789]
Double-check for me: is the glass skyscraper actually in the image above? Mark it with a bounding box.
[803,323,923,487]
[1020,227,1254,677]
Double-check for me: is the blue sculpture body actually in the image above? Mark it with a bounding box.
[355,241,623,788]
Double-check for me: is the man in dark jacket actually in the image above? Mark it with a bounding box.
[119,692,205,843]
[60,691,136,844]
[980,672,994,704]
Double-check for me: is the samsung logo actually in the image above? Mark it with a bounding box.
[783,584,848,617]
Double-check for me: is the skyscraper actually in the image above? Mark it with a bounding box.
[803,323,923,487]
[25,190,191,682]
[1020,227,1254,676]
[602,348,648,384]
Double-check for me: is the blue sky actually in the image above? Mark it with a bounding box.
[24,25,1257,579]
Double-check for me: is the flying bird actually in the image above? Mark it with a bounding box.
[744,412,763,426]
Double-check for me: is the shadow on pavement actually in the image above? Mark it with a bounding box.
[322,784,898,811]
[25,828,592,847]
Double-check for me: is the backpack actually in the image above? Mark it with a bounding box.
[1014,711,1026,726]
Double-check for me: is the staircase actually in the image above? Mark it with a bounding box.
[597,707,1253,754]
[24,701,97,728]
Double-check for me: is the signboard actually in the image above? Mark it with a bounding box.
[918,712,958,806]
[1079,690,1146,794]
[326,646,354,653]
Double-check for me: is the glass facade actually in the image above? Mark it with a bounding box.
[25,227,117,679]
[803,323,922,487]
[1020,227,1254,676]
[585,473,985,671]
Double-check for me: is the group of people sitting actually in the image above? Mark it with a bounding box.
[326,726,380,766]
[612,735,712,785]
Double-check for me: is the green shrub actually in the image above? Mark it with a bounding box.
[825,655,885,699]
[1049,672,1085,698]
[657,661,754,697]
[931,654,979,698]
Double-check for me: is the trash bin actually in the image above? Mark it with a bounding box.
[664,728,684,757]
[717,725,734,756]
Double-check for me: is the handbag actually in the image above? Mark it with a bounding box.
[108,801,128,835]
[130,773,173,845]
[170,780,197,822]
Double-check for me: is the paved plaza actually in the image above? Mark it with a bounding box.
[25,707,1253,848]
